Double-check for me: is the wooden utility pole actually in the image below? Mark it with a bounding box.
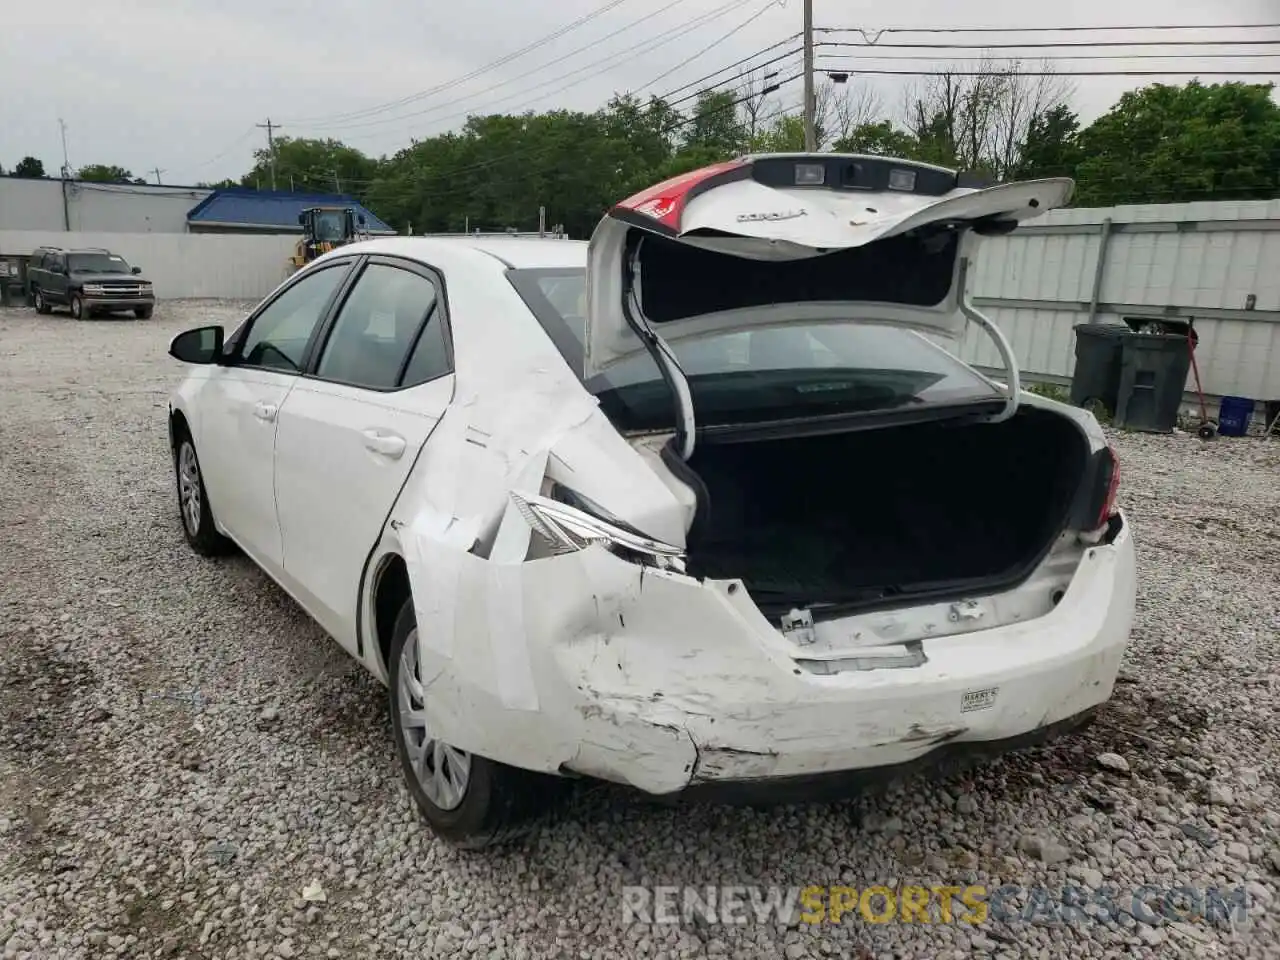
[150,167,164,185]
[802,0,816,151]
[256,118,282,190]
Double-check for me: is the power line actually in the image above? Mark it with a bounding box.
[816,38,1280,51]
[817,51,1280,62]
[279,0,636,126]
[816,22,1280,37]
[292,0,692,134]
[656,35,800,101]
[636,0,781,92]
[814,64,1280,77]
[329,0,768,142]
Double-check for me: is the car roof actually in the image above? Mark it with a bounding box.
[330,235,587,271]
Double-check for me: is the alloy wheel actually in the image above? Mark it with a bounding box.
[177,442,202,535]
[397,628,471,810]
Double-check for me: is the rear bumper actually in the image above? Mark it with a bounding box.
[406,511,1137,798]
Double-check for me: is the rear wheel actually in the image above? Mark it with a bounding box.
[174,432,231,555]
[33,288,52,315]
[388,597,556,849]
[70,295,85,320]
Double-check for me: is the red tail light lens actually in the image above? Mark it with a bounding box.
[1096,445,1121,528]
[612,160,746,233]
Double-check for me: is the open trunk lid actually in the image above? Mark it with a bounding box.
[584,153,1072,378]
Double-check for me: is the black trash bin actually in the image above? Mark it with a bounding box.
[1070,323,1130,415]
[1114,326,1194,433]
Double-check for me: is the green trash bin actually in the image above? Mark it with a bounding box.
[1070,323,1131,415]
[1114,329,1194,433]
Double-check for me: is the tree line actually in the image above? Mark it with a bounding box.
[6,70,1278,239]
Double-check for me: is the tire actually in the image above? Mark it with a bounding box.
[33,288,52,315]
[173,431,232,556]
[135,306,154,320]
[70,294,85,320]
[388,597,557,849]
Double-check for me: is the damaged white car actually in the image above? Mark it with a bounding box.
[166,153,1136,849]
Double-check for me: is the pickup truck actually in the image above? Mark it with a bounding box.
[28,246,156,319]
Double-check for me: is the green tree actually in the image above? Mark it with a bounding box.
[1074,81,1280,206]
[242,137,379,196]
[13,156,46,177]
[77,164,142,183]
[1013,105,1082,180]
[682,89,745,158]
[832,121,919,157]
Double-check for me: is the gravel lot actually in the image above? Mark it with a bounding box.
[2,299,1278,960]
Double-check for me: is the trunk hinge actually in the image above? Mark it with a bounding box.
[623,240,697,459]
[957,256,1020,423]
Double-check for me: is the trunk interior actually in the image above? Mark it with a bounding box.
[683,407,1092,618]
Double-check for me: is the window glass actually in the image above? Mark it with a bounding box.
[68,253,131,274]
[315,263,441,390]
[507,267,1001,431]
[240,265,346,372]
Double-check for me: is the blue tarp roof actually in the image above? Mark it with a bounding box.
[186,189,394,233]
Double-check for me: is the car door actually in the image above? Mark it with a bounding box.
[196,260,354,575]
[47,254,69,302]
[273,256,454,651]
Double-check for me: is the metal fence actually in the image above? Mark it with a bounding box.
[956,199,1280,404]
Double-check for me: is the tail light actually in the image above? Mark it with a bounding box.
[1095,445,1121,528]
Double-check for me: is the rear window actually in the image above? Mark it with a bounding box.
[508,268,1001,433]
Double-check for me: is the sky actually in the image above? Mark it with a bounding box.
[1,0,1277,186]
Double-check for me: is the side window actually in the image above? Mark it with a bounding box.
[51,254,65,273]
[315,263,446,390]
[239,265,346,372]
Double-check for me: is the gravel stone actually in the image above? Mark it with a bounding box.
[1095,752,1130,773]
[1,301,1278,958]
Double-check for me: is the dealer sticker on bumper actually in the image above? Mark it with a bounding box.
[961,687,999,713]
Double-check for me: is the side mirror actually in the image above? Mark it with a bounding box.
[357,213,367,226]
[169,325,224,364]
[131,266,142,275]
[298,212,307,225]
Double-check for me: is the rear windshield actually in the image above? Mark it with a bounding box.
[508,268,1001,433]
[68,253,131,274]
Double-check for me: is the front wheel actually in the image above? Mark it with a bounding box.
[174,434,231,555]
[135,306,154,320]
[388,598,557,849]
[70,294,86,320]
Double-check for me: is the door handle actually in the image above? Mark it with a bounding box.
[253,402,278,422]
[362,429,406,459]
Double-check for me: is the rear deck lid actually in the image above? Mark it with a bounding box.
[584,153,1072,377]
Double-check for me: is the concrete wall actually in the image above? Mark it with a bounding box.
[0,177,212,233]
[955,199,1280,403]
[0,230,294,300]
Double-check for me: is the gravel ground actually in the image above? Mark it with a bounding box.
[1,299,1278,960]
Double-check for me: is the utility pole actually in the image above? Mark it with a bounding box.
[58,118,71,231]
[150,167,164,185]
[538,205,546,238]
[256,118,281,190]
[333,169,341,193]
[802,0,816,151]
[58,118,71,178]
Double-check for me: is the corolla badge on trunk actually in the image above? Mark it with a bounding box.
[736,209,807,223]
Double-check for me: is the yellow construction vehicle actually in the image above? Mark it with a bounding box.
[289,206,369,271]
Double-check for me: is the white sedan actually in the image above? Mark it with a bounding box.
[167,153,1136,848]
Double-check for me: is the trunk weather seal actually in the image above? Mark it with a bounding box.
[622,233,697,459]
